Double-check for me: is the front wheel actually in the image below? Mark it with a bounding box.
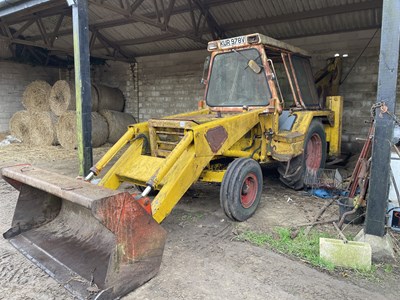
[278,120,327,190]
[220,158,263,221]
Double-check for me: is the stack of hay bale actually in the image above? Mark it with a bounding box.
[51,80,136,149]
[9,80,57,146]
[9,80,136,149]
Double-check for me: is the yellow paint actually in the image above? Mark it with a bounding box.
[99,138,144,189]
[149,131,194,187]
[270,109,337,161]
[151,146,211,223]
[199,170,225,183]
[94,100,343,223]
[325,96,343,156]
[193,108,265,157]
[117,155,165,185]
[223,150,260,160]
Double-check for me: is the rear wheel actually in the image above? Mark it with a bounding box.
[220,158,263,221]
[278,120,327,190]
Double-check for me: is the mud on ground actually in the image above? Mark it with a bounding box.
[0,144,398,300]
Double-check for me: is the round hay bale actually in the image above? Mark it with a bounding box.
[30,112,58,146]
[95,84,125,112]
[9,110,31,143]
[49,80,75,116]
[91,112,108,147]
[56,111,108,150]
[22,80,51,111]
[91,84,99,111]
[49,80,99,116]
[99,109,137,143]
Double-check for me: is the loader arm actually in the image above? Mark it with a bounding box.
[99,108,265,223]
[90,108,211,177]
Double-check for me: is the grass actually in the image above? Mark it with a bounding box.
[179,211,204,222]
[237,227,336,270]
[384,264,393,274]
[237,227,386,278]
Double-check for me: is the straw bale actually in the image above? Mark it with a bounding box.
[49,80,75,116]
[95,84,124,112]
[56,111,108,149]
[9,111,31,143]
[50,80,99,116]
[22,80,51,111]
[30,112,58,146]
[99,109,136,143]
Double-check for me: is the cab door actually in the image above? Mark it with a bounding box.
[281,53,320,109]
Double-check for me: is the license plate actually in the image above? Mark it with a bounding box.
[220,36,246,49]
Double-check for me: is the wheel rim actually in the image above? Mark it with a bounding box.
[306,133,322,171]
[240,173,258,208]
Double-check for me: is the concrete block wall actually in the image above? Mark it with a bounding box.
[134,51,207,121]
[93,52,206,122]
[0,61,57,132]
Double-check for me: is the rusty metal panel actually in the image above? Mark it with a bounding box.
[205,125,228,153]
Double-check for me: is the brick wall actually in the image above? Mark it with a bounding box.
[0,61,57,132]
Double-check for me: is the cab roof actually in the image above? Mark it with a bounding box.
[208,33,311,57]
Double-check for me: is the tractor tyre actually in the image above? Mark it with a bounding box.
[220,158,263,221]
[278,120,327,190]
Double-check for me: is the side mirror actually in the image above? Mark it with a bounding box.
[201,56,210,85]
[248,60,262,74]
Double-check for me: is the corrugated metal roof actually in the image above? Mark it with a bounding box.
[0,0,382,61]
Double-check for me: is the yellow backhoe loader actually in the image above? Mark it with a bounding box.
[2,33,343,299]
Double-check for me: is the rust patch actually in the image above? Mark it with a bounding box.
[95,193,166,263]
[206,126,228,153]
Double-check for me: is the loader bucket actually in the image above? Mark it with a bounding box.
[1,165,167,300]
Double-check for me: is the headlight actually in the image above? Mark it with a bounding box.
[247,34,260,44]
[207,42,218,51]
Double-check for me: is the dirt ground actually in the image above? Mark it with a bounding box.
[0,144,398,300]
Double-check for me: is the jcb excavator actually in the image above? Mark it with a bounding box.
[2,33,343,299]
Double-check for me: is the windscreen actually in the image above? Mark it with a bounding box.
[206,48,271,107]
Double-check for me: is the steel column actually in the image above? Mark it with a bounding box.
[70,0,93,176]
[365,0,400,236]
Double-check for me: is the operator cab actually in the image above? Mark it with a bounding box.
[203,33,320,112]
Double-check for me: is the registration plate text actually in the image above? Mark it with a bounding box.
[220,36,246,49]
